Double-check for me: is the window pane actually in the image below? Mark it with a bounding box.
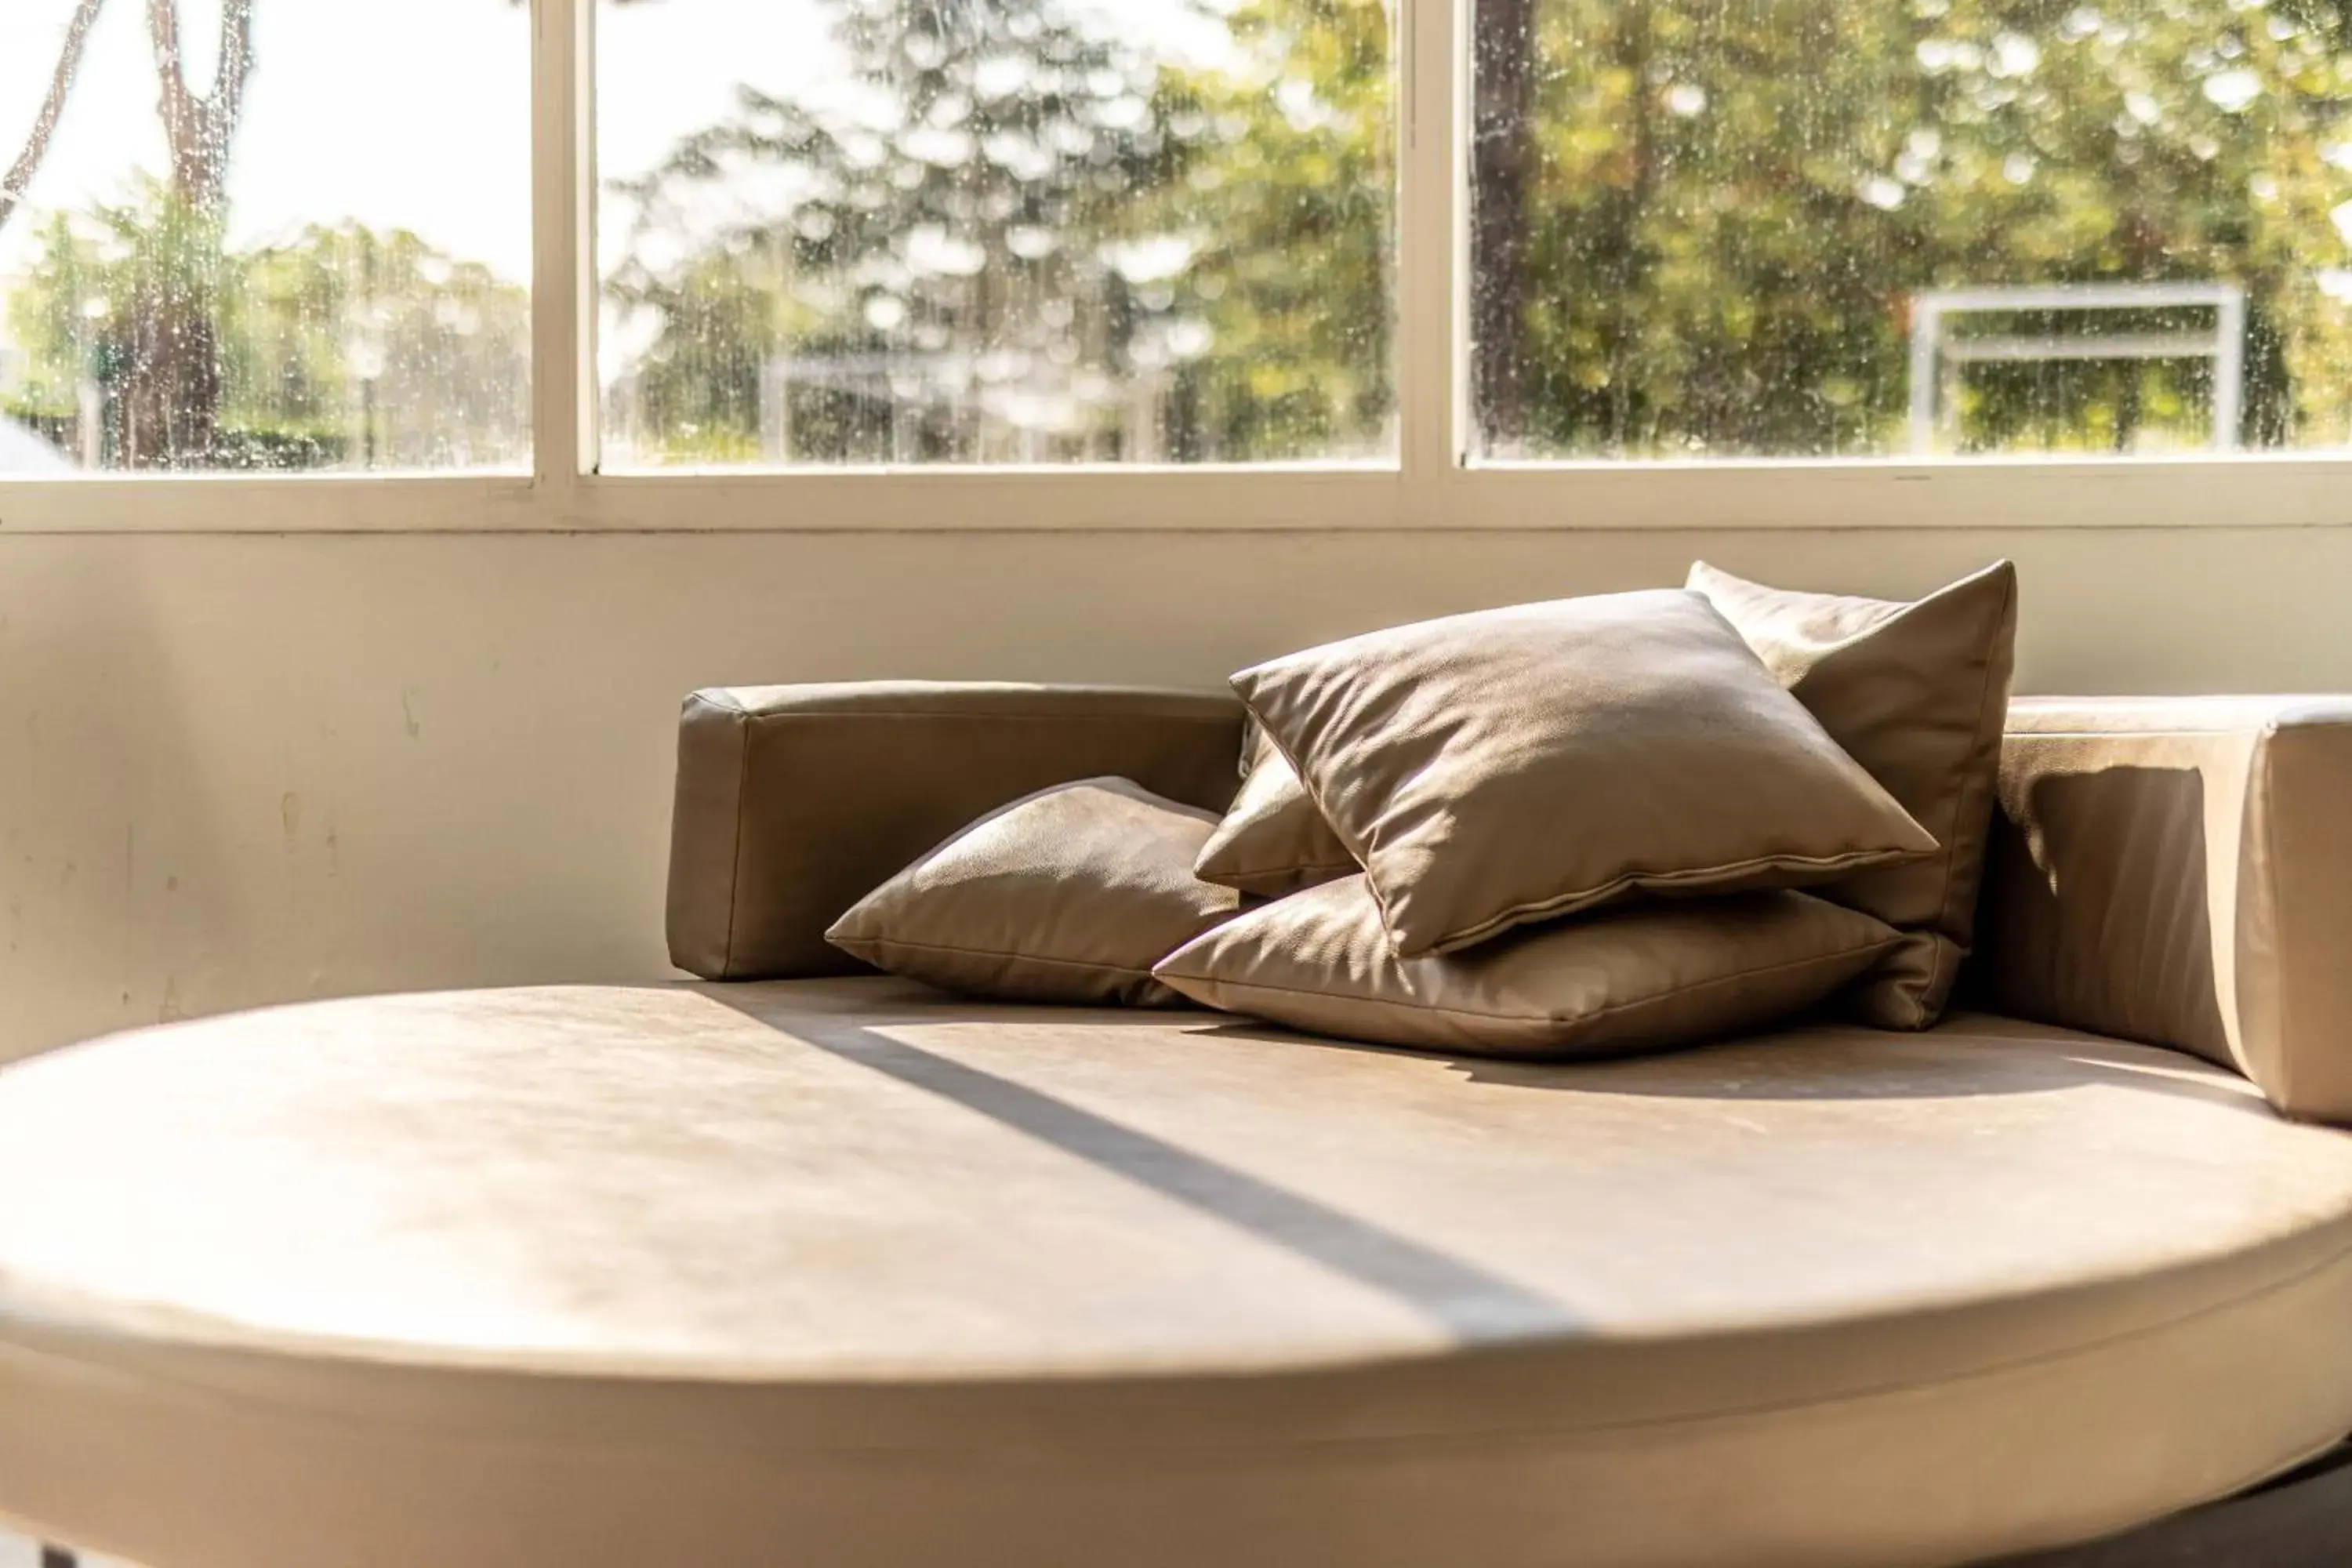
[1472,0,2352,459]
[597,0,1397,468]
[0,0,530,474]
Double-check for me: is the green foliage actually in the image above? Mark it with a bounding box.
[609,0,1196,463]
[5,182,528,469]
[4,212,104,420]
[607,0,2352,462]
[4,183,232,465]
[20,0,2352,467]
[1145,0,1396,459]
[1487,0,2352,455]
[612,252,781,463]
[609,0,1399,463]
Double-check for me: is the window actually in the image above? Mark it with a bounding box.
[1,0,2346,524]
[596,0,1397,469]
[0,0,532,474]
[1470,0,2352,460]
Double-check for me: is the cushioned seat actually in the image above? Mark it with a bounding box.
[4,978,2351,1568]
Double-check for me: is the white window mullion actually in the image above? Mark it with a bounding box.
[1396,0,1467,519]
[532,0,598,499]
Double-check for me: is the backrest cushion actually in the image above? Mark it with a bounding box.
[670,683,1244,982]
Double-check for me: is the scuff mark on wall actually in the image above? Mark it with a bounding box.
[281,793,303,841]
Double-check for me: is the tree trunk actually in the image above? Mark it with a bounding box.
[119,248,224,467]
[147,0,255,213]
[1608,0,1655,452]
[128,0,254,466]
[1472,0,1537,453]
[0,0,110,237]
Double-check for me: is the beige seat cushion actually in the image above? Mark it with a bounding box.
[1157,880,1897,1056]
[1690,562,2018,1029]
[4,982,2351,1568]
[1232,589,1937,957]
[826,777,1237,1006]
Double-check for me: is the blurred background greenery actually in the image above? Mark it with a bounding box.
[6,0,2352,469]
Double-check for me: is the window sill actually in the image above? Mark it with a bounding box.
[0,456,2343,535]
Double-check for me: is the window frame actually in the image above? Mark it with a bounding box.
[0,0,2344,535]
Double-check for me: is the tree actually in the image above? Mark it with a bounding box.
[1486,0,2352,455]
[26,0,2350,467]
[0,0,107,236]
[1472,0,1536,445]
[146,0,256,216]
[9,0,581,239]
[610,0,1196,463]
[7,187,532,469]
[1142,0,1396,459]
[2,0,253,462]
[2,0,620,466]
[610,0,1398,464]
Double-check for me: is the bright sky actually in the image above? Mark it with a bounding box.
[0,0,1227,289]
[0,0,848,286]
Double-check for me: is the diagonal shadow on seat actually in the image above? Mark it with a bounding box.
[705,991,1573,1342]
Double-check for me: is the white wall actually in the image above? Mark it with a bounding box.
[2,524,2347,1063]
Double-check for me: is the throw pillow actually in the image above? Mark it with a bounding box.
[1194,727,1358,898]
[1155,877,1901,1057]
[1690,561,2018,1028]
[1232,588,1937,958]
[826,777,1240,1006]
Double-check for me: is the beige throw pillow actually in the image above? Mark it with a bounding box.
[1156,878,1901,1056]
[1690,561,2018,1029]
[1194,728,1358,898]
[826,778,1240,1006]
[1232,589,1938,958]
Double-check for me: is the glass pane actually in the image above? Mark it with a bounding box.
[598,0,1398,468]
[0,0,530,474]
[1472,0,2352,459]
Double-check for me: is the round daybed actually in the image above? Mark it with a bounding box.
[6,681,2352,1566]
[2,979,2351,1568]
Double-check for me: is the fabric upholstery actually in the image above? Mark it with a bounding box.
[828,778,1239,1006]
[1986,695,2352,1123]
[668,682,1243,981]
[1156,880,1896,1055]
[4,982,2352,1568]
[1193,729,1356,898]
[1692,561,2019,1030]
[1232,589,1937,956]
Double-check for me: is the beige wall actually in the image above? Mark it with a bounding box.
[2,524,2347,1062]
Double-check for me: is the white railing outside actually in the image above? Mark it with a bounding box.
[1907,282,2248,456]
